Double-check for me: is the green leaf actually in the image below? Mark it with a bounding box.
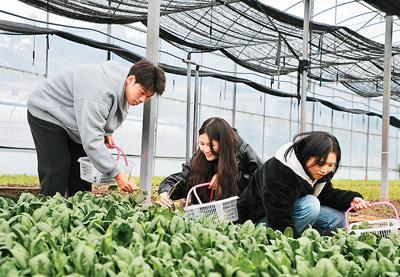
[241,220,255,235]
[378,238,395,258]
[10,243,29,269]
[29,253,51,275]
[32,205,51,222]
[311,258,340,277]
[128,256,153,276]
[170,215,186,234]
[71,243,96,275]
[115,246,134,264]
[379,256,395,272]
[250,249,265,267]
[111,221,133,247]
[296,255,312,277]
[171,238,183,259]
[53,250,69,275]
[35,222,52,233]
[0,260,19,277]
[200,256,214,274]
[30,234,49,257]
[351,241,375,256]
[284,227,294,238]
[178,268,196,277]
[19,213,35,233]
[302,228,321,241]
[0,218,10,233]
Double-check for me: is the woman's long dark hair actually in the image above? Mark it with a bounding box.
[188,117,238,201]
[284,131,341,175]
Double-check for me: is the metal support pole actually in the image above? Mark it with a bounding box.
[365,99,370,180]
[299,0,312,132]
[289,76,293,139]
[380,15,393,201]
[311,83,315,131]
[45,4,49,78]
[140,0,160,204]
[349,95,354,179]
[289,98,293,140]
[330,89,334,134]
[262,88,267,160]
[232,63,237,127]
[192,65,200,154]
[106,0,111,60]
[183,53,192,162]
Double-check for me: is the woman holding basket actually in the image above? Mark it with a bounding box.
[237,131,371,237]
[158,117,262,207]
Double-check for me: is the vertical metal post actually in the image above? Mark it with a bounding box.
[397,108,399,177]
[365,99,371,180]
[140,0,160,204]
[262,91,267,160]
[184,53,192,162]
[330,89,334,134]
[289,76,293,139]
[192,65,200,154]
[232,63,237,127]
[380,15,393,201]
[289,98,293,140]
[45,3,49,78]
[311,83,315,131]
[106,0,112,60]
[349,95,354,179]
[299,0,312,132]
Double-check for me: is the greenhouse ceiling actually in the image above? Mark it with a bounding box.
[8,0,400,100]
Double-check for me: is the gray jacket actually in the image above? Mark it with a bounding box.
[28,61,129,177]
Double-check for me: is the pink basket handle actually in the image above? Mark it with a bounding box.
[185,183,211,207]
[111,146,129,166]
[345,201,399,230]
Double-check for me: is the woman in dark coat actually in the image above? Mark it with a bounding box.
[238,131,370,236]
[158,117,262,207]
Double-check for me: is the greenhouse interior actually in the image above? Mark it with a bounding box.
[1,0,400,181]
[1,0,400,275]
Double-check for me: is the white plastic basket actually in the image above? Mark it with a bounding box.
[184,183,239,222]
[78,146,134,184]
[346,201,400,237]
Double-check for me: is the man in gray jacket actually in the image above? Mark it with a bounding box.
[27,59,166,197]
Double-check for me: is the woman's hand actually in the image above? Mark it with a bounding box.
[209,174,219,190]
[114,172,138,193]
[350,197,371,211]
[104,135,116,149]
[157,192,173,208]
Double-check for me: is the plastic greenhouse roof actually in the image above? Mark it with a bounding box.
[10,0,400,100]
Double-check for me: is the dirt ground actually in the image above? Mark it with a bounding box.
[0,185,113,198]
[1,185,399,224]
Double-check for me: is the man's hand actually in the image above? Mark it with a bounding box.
[350,197,371,211]
[114,172,138,193]
[104,135,116,149]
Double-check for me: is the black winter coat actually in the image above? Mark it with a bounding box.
[158,132,262,202]
[237,157,362,235]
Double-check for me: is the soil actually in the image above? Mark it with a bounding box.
[348,200,400,223]
[1,185,399,224]
[0,184,114,199]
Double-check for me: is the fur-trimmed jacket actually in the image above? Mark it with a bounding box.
[237,142,362,234]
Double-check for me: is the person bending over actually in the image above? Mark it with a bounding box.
[238,131,370,236]
[27,59,165,196]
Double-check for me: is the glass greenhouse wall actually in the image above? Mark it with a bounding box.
[1,2,400,180]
